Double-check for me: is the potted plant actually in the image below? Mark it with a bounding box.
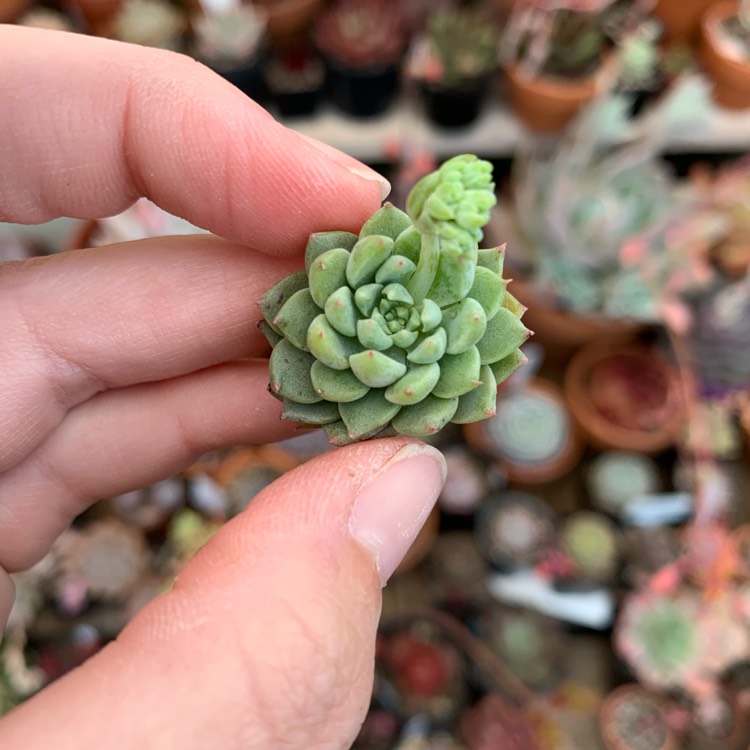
[252,0,326,50]
[459,693,541,750]
[564,334,684,453]
[313,0,408,118]
[406,8,500,129]
[698,0,750,108]
[474,490,557,572]
[556,510,620,589]
[110,0,187,51]
[193,3,268,100]
[264,46,325,118]
[599,684,678,750]
[438,445,490,516]
[464,377,584,483]
[587,451,661,515]
[500,0,652,133]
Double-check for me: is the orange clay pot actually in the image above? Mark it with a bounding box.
[506,63,599,134]
[564,335,684,454]
[509,278,644,363]
[654,0,723,44]
[0,0,31,21]
[698,0,750,109]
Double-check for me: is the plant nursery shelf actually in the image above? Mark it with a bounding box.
[284,99,750,162]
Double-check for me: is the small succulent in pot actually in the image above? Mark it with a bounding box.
[194,4,266,70]
[557,510,620,588]
[264,47,325,119]
[111,0,186,51]
[407,8,500,128]
[313,0,408,118]
[587,450,661,515]
[259,155,531,445]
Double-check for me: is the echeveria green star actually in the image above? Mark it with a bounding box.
[259,154,532,445]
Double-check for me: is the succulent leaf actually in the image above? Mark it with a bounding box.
[259,155,531,444]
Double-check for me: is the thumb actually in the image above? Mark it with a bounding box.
[0,439,446,750]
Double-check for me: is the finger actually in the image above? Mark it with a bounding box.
[0,235,298,471]
[0,440,446,750]
[0,360,300,572]
[0,27,388,253]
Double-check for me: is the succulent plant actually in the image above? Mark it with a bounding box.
[587,451,660,515]
[438,446,489,515]
[558,511,619,584]
[193,5,267,68]
[313,0,407,70]
[600,684,675,750]
[112,0,186,51]
[409,9,500,88]
[259,155,531,445]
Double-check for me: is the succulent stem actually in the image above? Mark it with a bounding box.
[406,231,440,306]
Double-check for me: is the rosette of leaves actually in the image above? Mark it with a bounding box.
[558,511,619,585]
[260,155,531,445]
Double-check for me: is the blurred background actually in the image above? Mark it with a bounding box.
[3,0,750,747]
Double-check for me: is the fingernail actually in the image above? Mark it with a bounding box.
[349,443,446,585]
[295,132,391,201]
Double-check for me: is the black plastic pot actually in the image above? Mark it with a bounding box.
[274,89,321,119]
[421,76,490,129]
[324,59,399,118]
[214,59,268,104]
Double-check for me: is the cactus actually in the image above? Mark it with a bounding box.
[313,0,407,70]
[259,155,531,445]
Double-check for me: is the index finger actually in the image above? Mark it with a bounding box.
[0,27,389,255]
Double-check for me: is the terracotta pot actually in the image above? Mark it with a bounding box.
[564,335,684,454]
[255,0,326,48]
[510,278,644,363]
[654,0,722,43]
[600,684,678,750]
[65,0,123,34]
[0,0,31,21]
[463,377,584,484]
[698,0,750,109]
[505,64,599,134]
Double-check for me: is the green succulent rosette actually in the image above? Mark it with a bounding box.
[259,154,532,445]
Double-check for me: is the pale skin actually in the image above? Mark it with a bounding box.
[0,27,447,749]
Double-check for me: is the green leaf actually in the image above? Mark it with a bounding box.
[269,339,321,404]
[385,363,440,405]
[273,289,320,351]
[407,327,447,364]
[469,266,505,321]
[476,307,531,364]
[307,314,358,370]
[324,286,358,337]
[489,349,528,384]
[451,365,497,423]
[305,231,357,272]
[349,350,407,388]
[381,283,413,305]
[432,347,481,398]
[427,241,478,308]
[375,255,417,284]
[391,394,459,437]
[442,298,487,354]
[419,299,442,332]
[281,400,341,425]
[391,329,419,349]
[339,389,402,440]
[311,360,370,402]
[346,235,393,289]
[323,420,351,446]
[477,245,506,276]
[259,271,308,334]
[501,289,526,319]
[258,320,281,349]
[308,248,350,308]
[393,225,421,264]
[357,318,393,351]
[354,283,383,317]
[359,203,412,240]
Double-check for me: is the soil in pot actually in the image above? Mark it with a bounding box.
[324,58,399,118]
[421,76,490,129]
[698,0,750,109]
[506,64,599,134]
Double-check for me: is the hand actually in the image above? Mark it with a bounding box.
[0,28,446,750]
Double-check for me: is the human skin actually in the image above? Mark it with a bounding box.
[0,26,446,749]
